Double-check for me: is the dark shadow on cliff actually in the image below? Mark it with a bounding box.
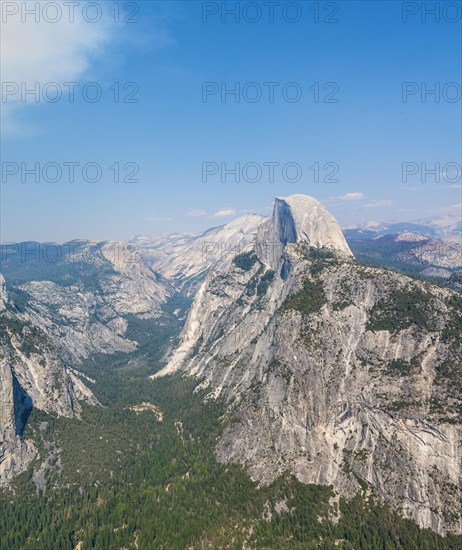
[12,374,33,436]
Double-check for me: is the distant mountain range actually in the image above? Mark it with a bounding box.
[343,216,461,285]
[343,214,461,242]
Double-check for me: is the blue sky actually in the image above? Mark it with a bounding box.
[1,0,461,242]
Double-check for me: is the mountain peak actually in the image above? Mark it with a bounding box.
[257,194,353,266]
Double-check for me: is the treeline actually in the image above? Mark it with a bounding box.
[1,360,460,549]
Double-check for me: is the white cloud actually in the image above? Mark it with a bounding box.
[1,1,113,133]
[2,9,110,83]
[323,192,365,205]
[212,208,237,218]
[337,192,365,201]
[422,203,462,218]
[186,209,207,217]
[2,4,177,135]
[0,0,134,134]
[363,200,394,208]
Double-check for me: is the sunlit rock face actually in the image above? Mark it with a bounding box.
[133,213,267,293]
[158,195,462,536]
[256,195,353,269]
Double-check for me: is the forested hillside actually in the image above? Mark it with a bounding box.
[1,351,460,549]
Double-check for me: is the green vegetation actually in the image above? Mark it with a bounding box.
[2,251,462,548]
[441,295,462,344]
[122,313,181,364]
[3,257,116,291]
[232,252,276,301]
[257,269,275,296]
[367,287,434,332]
[303,246,338,276]
[1,350,460,549]
[160,292,193,319]
[331,277,352,311]
[267,358,292,384]
[233,251,258,271]
[347,238,429,277]
[0,312,53,358]
[245,264,264,297]
[282,278,326,315]
[297,244,337,263]
[386,358,420,376]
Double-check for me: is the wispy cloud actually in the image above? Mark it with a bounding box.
[1,3,113,134]
[1,2,177,135]
[328,193,394,209]
[324,192,365,205]
[337,192,365,201]
[186,209,207,217]
[212,208,237,218]
[422,203,462,218]
[402,184,461,191]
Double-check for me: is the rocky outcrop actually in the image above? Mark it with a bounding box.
[2,240,173,363]
[398,234,462,270]
[0,216,268,484]
[76,240,172,317]
[157,195,462,535]
[2,219,266,364]
[0,275,97,484]
[132,214,266,293]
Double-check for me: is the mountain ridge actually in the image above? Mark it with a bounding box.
[1,194,461,536]
[155,195,462,535]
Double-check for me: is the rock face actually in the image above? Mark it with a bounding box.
[256,195,352,268]
[403,236,462,269]
[2,219,266,363]
[1,240,173,363]
[0,274,97,484]
[157,194,462,535]
[132,214,266,293]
